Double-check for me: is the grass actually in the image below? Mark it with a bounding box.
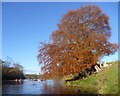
[66,61,119,94]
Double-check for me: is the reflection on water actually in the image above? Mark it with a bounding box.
[2,79,79,94]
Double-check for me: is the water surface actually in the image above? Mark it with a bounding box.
[2,79,79,94]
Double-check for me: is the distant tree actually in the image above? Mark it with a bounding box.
[13,63,24,72]
[37,5,118,79]
[2,56,14,68]
[2,67,25,80]
[2,58,25,80]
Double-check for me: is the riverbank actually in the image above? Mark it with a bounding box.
[66,61,119,94]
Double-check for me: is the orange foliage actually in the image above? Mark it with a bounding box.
[37,5,118,79]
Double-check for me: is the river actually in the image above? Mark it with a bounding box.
[2,79,80,95]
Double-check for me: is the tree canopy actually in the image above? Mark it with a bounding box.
[1,58,25,80]
[37,5,118,79]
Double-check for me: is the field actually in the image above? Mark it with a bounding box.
[66,61,119,94]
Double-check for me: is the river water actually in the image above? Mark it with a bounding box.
[2,79,80,95]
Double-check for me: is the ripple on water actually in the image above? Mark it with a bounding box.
[2,79,80,94]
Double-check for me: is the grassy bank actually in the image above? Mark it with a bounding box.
[66,61,119,94]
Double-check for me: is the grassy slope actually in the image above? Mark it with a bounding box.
[66,61,119,94]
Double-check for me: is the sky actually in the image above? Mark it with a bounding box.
[2,2,118,74]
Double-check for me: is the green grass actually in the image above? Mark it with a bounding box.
[66,61,119,94]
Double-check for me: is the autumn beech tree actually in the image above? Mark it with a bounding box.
[37,5,118,79]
